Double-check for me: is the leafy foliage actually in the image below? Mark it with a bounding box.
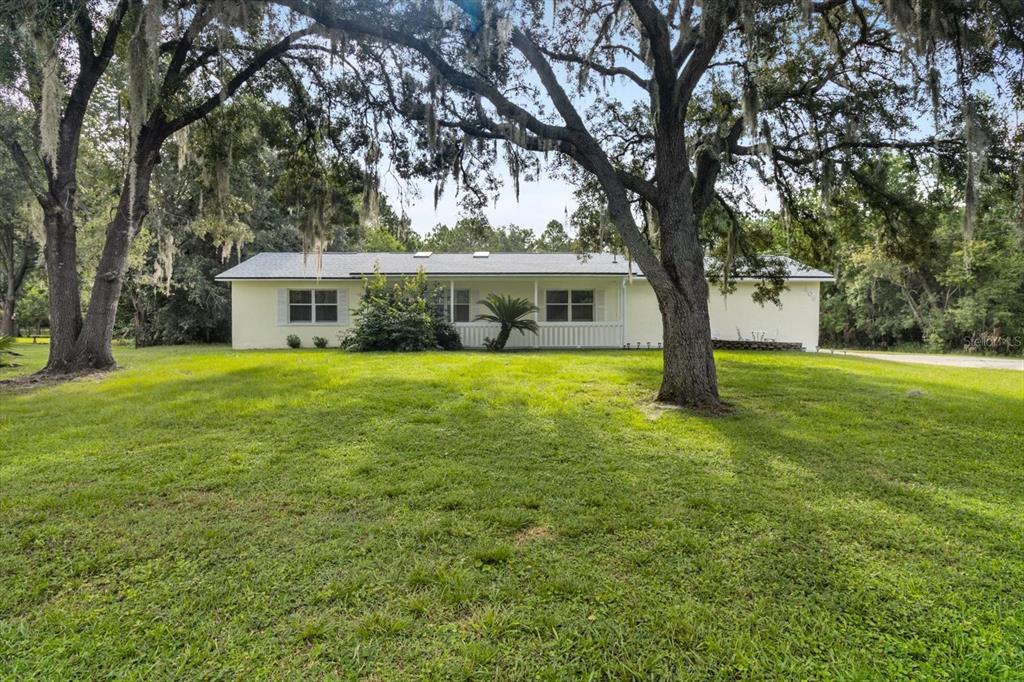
[286,334,301,349]
[117,98,401,346]
[421,215,578,253]
[0,334,18,366]
[312,336,328,349]
[343,269,461,351]
[777,154,1024,353]
[474,294,539,351]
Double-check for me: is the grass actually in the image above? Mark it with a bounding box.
[1,343,1022,679]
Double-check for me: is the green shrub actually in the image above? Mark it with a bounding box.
[286,334,301,349]
[312,336,328,349]
[432,319,463,350]
[343,269,462,351]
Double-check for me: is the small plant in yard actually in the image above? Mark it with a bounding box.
[475,294,539,351]
[286,334,301,349]
[432,319,463,350]
[0,335,20,367]
[312,336,328,349]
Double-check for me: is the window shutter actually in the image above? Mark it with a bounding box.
[277,289,288,325]
[337,288,349,325]
[539,290,546,322]
[594,289,605,321]
[471,288,480,320]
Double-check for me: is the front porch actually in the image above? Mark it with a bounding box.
[455,321,625,349]
[429,275,627,349]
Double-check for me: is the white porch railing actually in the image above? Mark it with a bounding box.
[455,322,624,349]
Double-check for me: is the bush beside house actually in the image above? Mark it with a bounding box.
[342,270,461,351]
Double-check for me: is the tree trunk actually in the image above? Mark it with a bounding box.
[651,162,722,409]
[41,209,85,373]
[0,303,15,337]
[1,260,16,337]
[132,291,150,348]
[70,151,158,370]
[656,283,720,408]
[495,324,512,350]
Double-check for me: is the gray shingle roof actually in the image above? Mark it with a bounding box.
[215,252,833,281]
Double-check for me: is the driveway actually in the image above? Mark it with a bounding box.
[829,350,1024,371]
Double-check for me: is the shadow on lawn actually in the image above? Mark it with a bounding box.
[4,352,1023,676]
[616,354,1022,522]
[9,353,1021,518]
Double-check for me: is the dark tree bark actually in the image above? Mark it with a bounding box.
[71,143,160,369]
[493,324,512,350]
[0,219,37,337]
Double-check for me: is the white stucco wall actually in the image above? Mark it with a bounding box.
[624,279,823,350]
[229,280,363,349]
[227,275,821,350]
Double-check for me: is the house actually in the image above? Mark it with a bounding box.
[215,252,834,350]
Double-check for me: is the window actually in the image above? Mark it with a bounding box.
[315,290,338,322]
[571,290,594,321]
[428,288,471,322]
[289,289,337,323]
[546,290,569,321]
[289,290,312,322]
[429,288,448,320]
[546,289,594,322]
[454,289,470,322]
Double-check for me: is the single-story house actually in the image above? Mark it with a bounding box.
[215,252,834,350]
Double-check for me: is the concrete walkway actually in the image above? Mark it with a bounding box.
[828,350,1024,371]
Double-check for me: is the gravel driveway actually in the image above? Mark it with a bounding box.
[828,350,1024,371]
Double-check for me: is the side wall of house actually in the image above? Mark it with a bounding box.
[230,280,363,349]
[625,279,822,350]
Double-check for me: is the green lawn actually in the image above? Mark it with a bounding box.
[1,344,1022,679]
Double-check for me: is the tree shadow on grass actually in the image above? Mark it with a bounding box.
[623,354,1024,598]
[2,352,1022,677]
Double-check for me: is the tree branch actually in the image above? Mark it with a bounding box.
[1,137,53,210]
[692,118,743,224]
[163,27,314,135]
[539,47,648,88]
[160,3,215,100]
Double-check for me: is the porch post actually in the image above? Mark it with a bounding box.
[621,277,627,348]
[450,280,455,321]
[533,279,540,348]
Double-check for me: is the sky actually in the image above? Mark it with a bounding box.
[384,163,578,237]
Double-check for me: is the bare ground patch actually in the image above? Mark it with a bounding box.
[514,525,554,545]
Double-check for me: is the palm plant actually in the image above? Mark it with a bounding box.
[474,294,539,351]
[0,335,19,368]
